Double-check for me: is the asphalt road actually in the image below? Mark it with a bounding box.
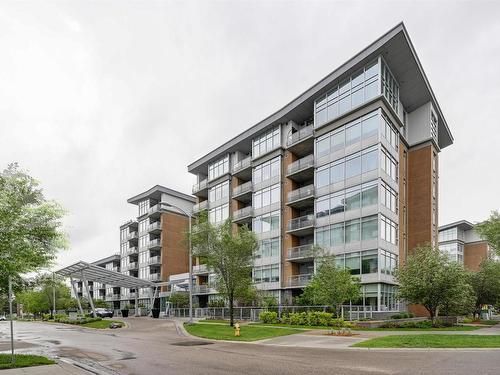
[1,319,500,375]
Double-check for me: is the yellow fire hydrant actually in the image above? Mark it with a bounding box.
[234,322,241,337]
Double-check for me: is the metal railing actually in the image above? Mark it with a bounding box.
[287,124,314,146]
[148,221,161,231]
[127,231,138,240]
[149,273,161,281]
[232,156,251,174]
[192,285,216,294]
[287,273,313,287]
[233,206,253,221]
[287,154,314,175]
[128,262,138,270]
[148,255,161,265]
[287,244,315,260]
[287,214,315,232]
[287,184,315,203]
[192,200,208,213]
[148,239,161,249]
[233,181,253,197]
[106,294,121,301]
[192,178,208,193]
[127,246,138,255]
[193,264,209,274]
[148,204,161,214]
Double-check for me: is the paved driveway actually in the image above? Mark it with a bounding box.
[1,319,500,375]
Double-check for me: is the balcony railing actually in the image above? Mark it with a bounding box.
[148,204,161,215]
[233,181,253,197]
[106,294,121,301]
[129,292,137,299]
[148,221,162,232]
[148,239,162,249]
[192,200,208,213]
[232,156,251,174]
[110,267,120,273]
[149,273,161,281]
[287,244,315,260]
[192,285,216,294]
[286,124,314,147]
[233,206,253,221]
[192,178,208,194]
[127,231,138,240]
[287,154,314,175]
[193,264,209,274]
[287,185,315,203]
[127,246,138,255]
[287,214,315,232]
[128,262,138,270]
[287,273,313,287]
[148,256,161,265]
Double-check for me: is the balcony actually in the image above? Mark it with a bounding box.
[149,273,161,282]
[286,154,314,182]
[192,200,208,214]
[148,203,164,219]
[127,231,138,241]
[232,156,252,179]
[127,246,138,255]
[148,238,162,250]
[286,185,315,208]
[148,221,162,234]
[232,206,253,224]
[111,266,120,273]
[129,292,137,299]
[232,181,253,203]
[287,214,315,236]
[128,262,138,270]
[192,285,216,295]
[286,124,314,156]
[287,244,316,262]
[193,264,209,275]
[192,178,208,197]
[106,294,121,301]
[148,255,162,265]
[286,273,313,288]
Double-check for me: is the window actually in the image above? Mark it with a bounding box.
[139,219,148,233]
[252,127,280,158]
[256,237,280,259]
[208,156,229,181]
[139,235,148,249]
[120,228,128,241]
[253,211,280,234]
[362,114,379,139]
[315,60,380,127]
[209,204,229,224]
[381,114,398,151]
[439,227,458,242]
[381,148,398,181]
[361,181,378,207]
[381,215,398,245]
[345,122,361,147]
[361,215,378,240]
[345,156,361,179]
[380,250,398,275]
[209,181,229,203]
[138,200,149,216]
[361,148,378,173]
[253,157,280,184]
[253,264,279,283]
[381,182,398,213]
[345,219,360,243]
[381,59,399,114]
[344,187,361,211]
[430,110,438,141]
[253,184,280,209]
[361,250,378,274]
[345,252,360,275]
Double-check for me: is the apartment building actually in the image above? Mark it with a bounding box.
[118,185,195,310]
[188,23,454,312]
[71,254,121,308]
[439,220,492,271]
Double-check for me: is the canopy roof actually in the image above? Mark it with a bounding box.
[56,261,155,289]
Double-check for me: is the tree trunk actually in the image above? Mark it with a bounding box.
[229,291,234,327]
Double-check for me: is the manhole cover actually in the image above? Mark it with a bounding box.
[171,341,213,346]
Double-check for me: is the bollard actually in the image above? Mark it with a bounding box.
[234,322,240,337]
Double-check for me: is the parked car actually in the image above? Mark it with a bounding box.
[94,308,114,318]
[0,315,6,321]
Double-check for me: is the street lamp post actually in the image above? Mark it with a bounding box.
[164,202,193,324]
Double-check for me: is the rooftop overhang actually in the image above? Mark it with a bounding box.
[188,22,454,175]
[439,220,475,232]
[56,261,155,289]
[91,254,120,267]
[127,185,195,205]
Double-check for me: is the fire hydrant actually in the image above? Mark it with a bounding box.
[234,323,241,337]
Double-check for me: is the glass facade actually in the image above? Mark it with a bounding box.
[208,155,229,181]
[252,127,280,159]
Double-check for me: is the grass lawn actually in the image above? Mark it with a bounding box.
[184,322,300,341]
[0,354,55,369]
[79,319,124,329]
[249,323,480,332]
[353,334,500,348]
[200,319,231,324]
[474,320,499,326]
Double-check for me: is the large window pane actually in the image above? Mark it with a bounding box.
[362,184,378,207]
[362,115,379,139]
[316,168,329,188]
[346,123,361,147]
[332,130,345,152]
[316,197,330,218]
[345,219,360,243]
[331,163,344,183]
[316,136,329,157]
[345,188,361,211]
[345,252,360,275]
[345,157,361,179]
[331,223,344,246]
[362,150,378,173]
[361,216,378,240]
[362,250,378,274]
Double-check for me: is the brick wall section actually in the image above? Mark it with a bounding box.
[464,242,489,271]
[282,151,298,287]
[160,212,190,283]
[407,144,434,254]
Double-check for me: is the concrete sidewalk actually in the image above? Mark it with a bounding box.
[0,362,93,374]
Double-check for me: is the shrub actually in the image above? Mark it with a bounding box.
[54,313,67,321]
[41,313,52,321]
[55,317,102,325]
[259,311,278,324]
[390,312,414,319]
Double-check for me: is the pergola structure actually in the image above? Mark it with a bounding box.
[56,261,161,317]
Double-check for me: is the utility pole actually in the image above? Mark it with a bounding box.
[52,272,56,318]
[8,276,15,365]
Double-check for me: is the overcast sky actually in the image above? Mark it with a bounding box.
[1,0,499,270]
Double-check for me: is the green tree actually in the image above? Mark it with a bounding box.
[190,214,257,326]
[475,211,500,256]
[469,259,500,317]
[0,164,67,284]
[168,293,189,308]
[396,245,471,321]
[299,254,360,316]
